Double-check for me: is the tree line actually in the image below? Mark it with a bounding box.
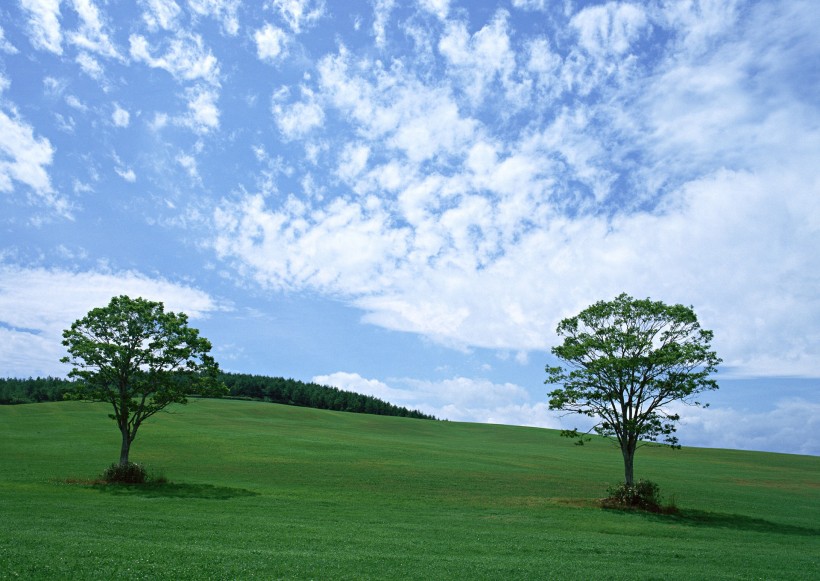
[0,373,435,420]
[0,376,70,404]
[223,373,435,419]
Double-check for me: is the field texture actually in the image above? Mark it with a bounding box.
[1,400,818,579]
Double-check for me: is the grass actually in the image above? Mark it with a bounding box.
[1,399,818,579]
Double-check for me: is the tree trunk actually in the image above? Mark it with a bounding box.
[622,446,635,485]
[119,428,131,466]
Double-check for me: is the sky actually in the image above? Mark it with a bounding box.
[1,0,818,456]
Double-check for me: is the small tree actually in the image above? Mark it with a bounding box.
[62,295,224,466]
[546,293,721,485]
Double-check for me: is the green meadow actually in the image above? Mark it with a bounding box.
[1,399,818,580]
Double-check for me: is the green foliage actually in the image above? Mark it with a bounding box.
[546,293,721,484]
[221,372,436,420]
[0,376,73,404]
[603,479,664,512]
[61,295,225,464]
[1,400,819,579]
[102,461,148,484]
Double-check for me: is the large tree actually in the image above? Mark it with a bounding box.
[62,295,223,466]
[546,293,721,485]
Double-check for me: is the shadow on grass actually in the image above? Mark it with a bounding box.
[637,508,819,537]
[89,481,260,500]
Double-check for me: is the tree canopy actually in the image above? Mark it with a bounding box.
[61,295,223,466]
[546,293,721,485]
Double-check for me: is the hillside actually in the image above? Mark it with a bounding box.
[0,399,818,579]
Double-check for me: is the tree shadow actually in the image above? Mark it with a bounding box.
[640,508,819,537]
[90,481,260,500]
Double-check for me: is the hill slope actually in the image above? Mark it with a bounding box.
[1,399,818,579]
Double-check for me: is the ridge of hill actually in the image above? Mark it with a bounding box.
[0,372,435,420]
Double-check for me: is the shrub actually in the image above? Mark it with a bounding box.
[102,462,147,484]
[603,479,663,511]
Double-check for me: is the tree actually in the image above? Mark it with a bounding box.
[61,295,224,466]
[546,293,721,485]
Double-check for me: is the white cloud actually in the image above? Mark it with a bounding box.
[64,95,87,111]
[129,32,221,85]
[317,51,478,162]
[68,0,121,59]
[389,96,477,163]
[213,193,409,294]
[371,0,394,47]
[272,87,324,140]
[0,106,68,216]
[438,11,518,107]
[560,2,649,95]
[180,85,220,132]
[524,37,562,99]
[254,23,288,62]
[313,371,561,428]
[315,372,819,456]
[21,0,63,54]
[511,0,547,10]
[272,0,325,33]
[675,398,820,456]
[112,104,130,127]
[0,26,20,54]
[570,2,648,57]
[419,0,449,21]
[42,76,65,97]
[661,0,742,57]
[176,152,200,181]
[188,0,241,36]
[75,52,105,80]
[115,167,136,182]
[140,0,182,31]
[336,142,370,184]
[149,112,169,131]
[0,265,222,377]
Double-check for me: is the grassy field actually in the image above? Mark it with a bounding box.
[1,399,818,580]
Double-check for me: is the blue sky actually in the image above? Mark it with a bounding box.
[1,0,818,455]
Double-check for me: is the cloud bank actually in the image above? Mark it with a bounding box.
[213,1,820,378]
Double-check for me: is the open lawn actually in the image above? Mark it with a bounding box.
[1,399,818,579]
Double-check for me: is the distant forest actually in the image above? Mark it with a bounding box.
[0,373,436,420]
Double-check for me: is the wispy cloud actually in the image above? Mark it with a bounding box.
[0,105,68,216]
[140,0,182,32]
[272,0,325,34]
[314,371,559,428]
[316,371,820,456]
[181,85,220,133]
[0,26,20,54]
[68,0,121,59]
[188,0,240,36]
[675,398,820,456]
[254,23,288,62]
[439,10,518,107]
[272,86,324,140]
[20,0,63,54]
[129,32,220,85]
[111,103,130,127]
